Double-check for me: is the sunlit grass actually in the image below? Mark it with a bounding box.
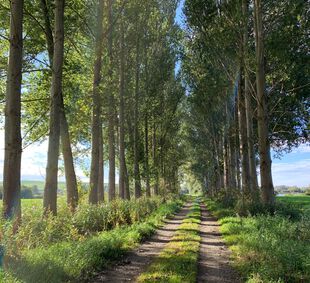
[205,198,310,283]
[137,201,201,283]
[277,194,310,213]
[0,199,182,283]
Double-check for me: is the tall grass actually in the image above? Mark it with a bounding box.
[205,197,310,283]
[0,197,184,283]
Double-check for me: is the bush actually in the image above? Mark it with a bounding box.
[206,198,310,283]
[3,199,182,283]
[1,197,165,254]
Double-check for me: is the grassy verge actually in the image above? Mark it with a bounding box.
[137,201,201,283]
[1,199,183,283]
[205,198,310,283]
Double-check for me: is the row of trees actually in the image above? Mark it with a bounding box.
[182,0,309,205]
[1,0,184,219]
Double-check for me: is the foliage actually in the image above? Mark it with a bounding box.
[1,198,183,283]
[1,197,166,253]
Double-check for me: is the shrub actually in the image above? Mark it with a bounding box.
[3,199,182,283]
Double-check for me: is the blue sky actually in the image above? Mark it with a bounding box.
[0,0,308,187]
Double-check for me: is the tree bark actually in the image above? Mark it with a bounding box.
[144,45,151,197]
[228,129,237,189]
[43,0,65,215]
[234,102,241,192]
[243,0,258,196]
[238,68,251,196]
[60,109,78,210]
[124,160,130,200]
[223,134,229,190]
[3,0,23,220]
[134,35,142,199]
[245,87,259,193]
[254,0,275,205]
[152,122,159,195]
[41,0,78,211]
[118,14,126,199]
[98,125,104,202]
[107,0,116,202]
[145,113,151,197]
[89,0,104,204]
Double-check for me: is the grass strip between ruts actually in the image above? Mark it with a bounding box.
[137,200,201,283]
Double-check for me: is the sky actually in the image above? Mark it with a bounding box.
[0,0,308,188]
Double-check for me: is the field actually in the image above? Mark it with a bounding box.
[205,195,310,283]
[277,194,310,213]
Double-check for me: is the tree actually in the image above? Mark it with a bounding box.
[118,12,126,199]
[3,0,23,220]
[89,0,104,204]
[40,0,78,211]
[43,0,65,215]
[107,0,116,202]
[253,0,275,205]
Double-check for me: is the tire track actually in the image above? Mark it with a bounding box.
[91,202,192,283]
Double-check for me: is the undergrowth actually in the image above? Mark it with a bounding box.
[205,197,310,283]
[0,197,183,283]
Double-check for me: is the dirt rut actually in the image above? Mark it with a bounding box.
[197,204,240,283]
[92,203,192,282]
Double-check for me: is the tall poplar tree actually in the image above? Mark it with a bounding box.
[3,0,24,219]
[43,0,65,215]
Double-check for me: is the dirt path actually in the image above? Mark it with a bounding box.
[197,204,240,283]
[91,203,192,283]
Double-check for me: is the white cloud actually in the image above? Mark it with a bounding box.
[271,159,310,187]
[0,129,91,182]
[290,144,310,154]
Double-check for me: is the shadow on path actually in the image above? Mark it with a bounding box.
[197,204,240,283]
[91,203,192,283]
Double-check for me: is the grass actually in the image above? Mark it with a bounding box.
[137,200,201,283]
[205,196,310,283]
[0,197,184,283]
[277,194,310,213]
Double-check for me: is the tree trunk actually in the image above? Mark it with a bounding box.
[124,161,130,200]
[235,104,241,192]
[118,14,126,199]
[144,113,151,197]
[41,0,78,211]
[98,126,104,202]
[152,122,159,195]
[107,0,116,202]
[43,0,65,216]
[228,129,237,189]
[3,0,23,220]
[134,35,142,199]
[254,0,275,205]
[60,109,78,210]
[243,0,258,196]
[238,68,251,196]
[245,87,259,193]
[89,0,104,204]
[223,134,229,190]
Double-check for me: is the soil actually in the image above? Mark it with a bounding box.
[91,203,192,282]
[91,202,240,283]
[197,203,240,283]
